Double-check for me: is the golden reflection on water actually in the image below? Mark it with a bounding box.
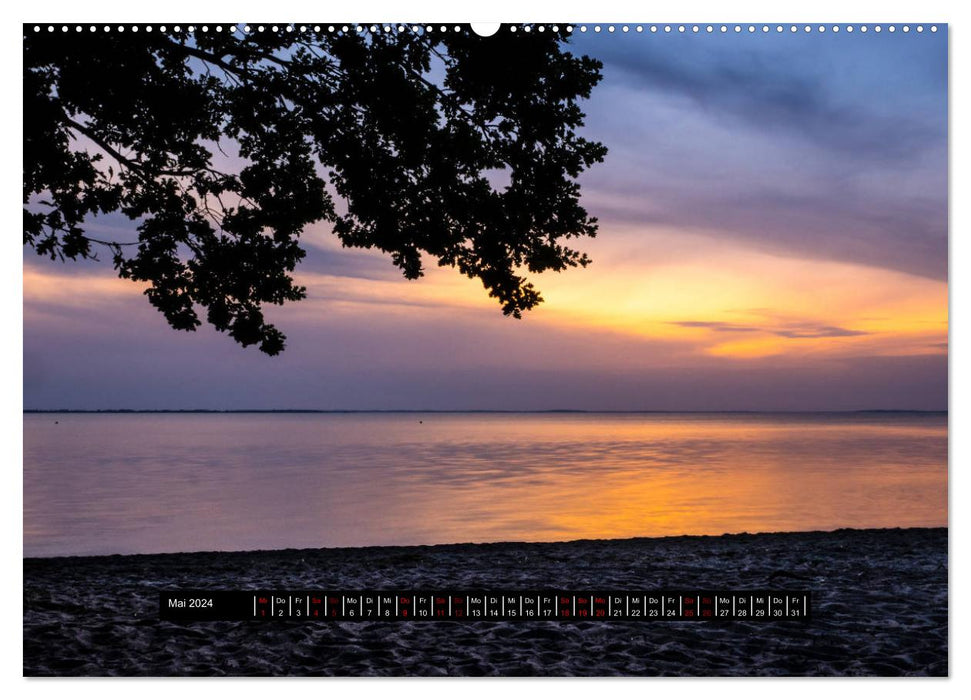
[388,416,946,543]
[24,413,947,556]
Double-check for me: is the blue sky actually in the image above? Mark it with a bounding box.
[23,26,948,410]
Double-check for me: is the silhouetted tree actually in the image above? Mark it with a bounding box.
[24,25,607,354]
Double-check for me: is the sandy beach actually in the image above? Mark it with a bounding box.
[23,527,947,676]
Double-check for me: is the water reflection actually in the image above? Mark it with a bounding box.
[23,413,947,556]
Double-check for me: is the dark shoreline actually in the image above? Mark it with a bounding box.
[23,525,946,563]
[24,527,947,676]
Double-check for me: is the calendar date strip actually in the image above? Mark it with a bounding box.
[160,590,811,621]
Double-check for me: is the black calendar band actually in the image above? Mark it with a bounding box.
[159,590,811,621]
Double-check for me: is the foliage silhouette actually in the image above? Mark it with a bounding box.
[24,26,607,354]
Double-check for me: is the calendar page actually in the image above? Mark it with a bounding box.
[23,20,947,677]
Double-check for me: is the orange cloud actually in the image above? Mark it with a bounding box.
[531,228,947,361]
[24,225,947,366]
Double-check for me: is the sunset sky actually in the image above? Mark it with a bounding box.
[23,27,948,411]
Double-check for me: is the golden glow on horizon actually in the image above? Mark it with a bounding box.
[24,228,947,362]
[534,237,947,360]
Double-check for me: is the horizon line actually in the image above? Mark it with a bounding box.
[22,408,948,414]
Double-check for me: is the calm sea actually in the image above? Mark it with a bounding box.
[23,412,947,557]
